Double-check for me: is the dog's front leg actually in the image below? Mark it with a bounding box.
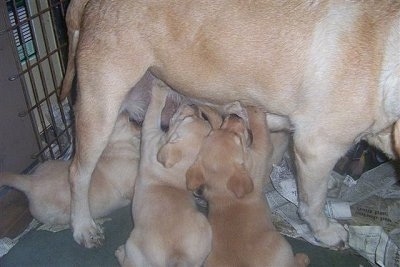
[69,118,114,248]
[293,130,349,248]
[69,68,148,248]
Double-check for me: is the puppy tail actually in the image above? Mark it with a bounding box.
[167,252,190,267]
[0,172,32,194]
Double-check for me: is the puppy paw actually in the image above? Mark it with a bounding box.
[223,101,247,117]
[115,245,126,264]
[294,253,310,267]
[151,80,169,99]
[72,220,105,248]
[314,220,348,249]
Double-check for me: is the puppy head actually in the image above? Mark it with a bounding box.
[157,104,211,168]
[197,105,223,129]
[221,113,252,148]
[186,158,254,199]
[157,132,182,168]
[226,163,253,199]
[186,116,254,199]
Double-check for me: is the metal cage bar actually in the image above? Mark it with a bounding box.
[2,0,72,168]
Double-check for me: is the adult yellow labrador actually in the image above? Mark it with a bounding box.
[65,0,400,248]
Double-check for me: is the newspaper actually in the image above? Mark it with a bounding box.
[0,219,40,257]
[268,156,400,266]
[348,226,400,267]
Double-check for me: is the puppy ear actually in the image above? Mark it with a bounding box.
[227,165,253,198]
[186,161,205,191]
[157,142,182,168]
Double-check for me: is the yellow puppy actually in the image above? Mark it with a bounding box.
[115,83,212,267]
[187,106,309,267]
[0,113,139,227]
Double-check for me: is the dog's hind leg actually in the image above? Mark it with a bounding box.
[69,50,150,247]
[293,129,350,248]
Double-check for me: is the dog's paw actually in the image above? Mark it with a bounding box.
[314,220,348,249]
[72,220,105,248]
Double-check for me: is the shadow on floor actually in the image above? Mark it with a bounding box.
[0,206,371,267]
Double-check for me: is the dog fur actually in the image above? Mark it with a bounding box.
[186,105,309,267]
[60,0,184,127]
[115,83,212,266]
[67,0,400,247]
[0,113,140,226]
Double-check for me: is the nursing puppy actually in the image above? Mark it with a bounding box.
[115,84,212,266]
[187,106,309,267]
[0,113,139,226]
[68,0,400,247]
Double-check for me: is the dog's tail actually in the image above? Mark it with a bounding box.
[0,172,32,194]
[59,0,90,100]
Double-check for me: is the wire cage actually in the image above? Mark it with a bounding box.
[1,0,72,173]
